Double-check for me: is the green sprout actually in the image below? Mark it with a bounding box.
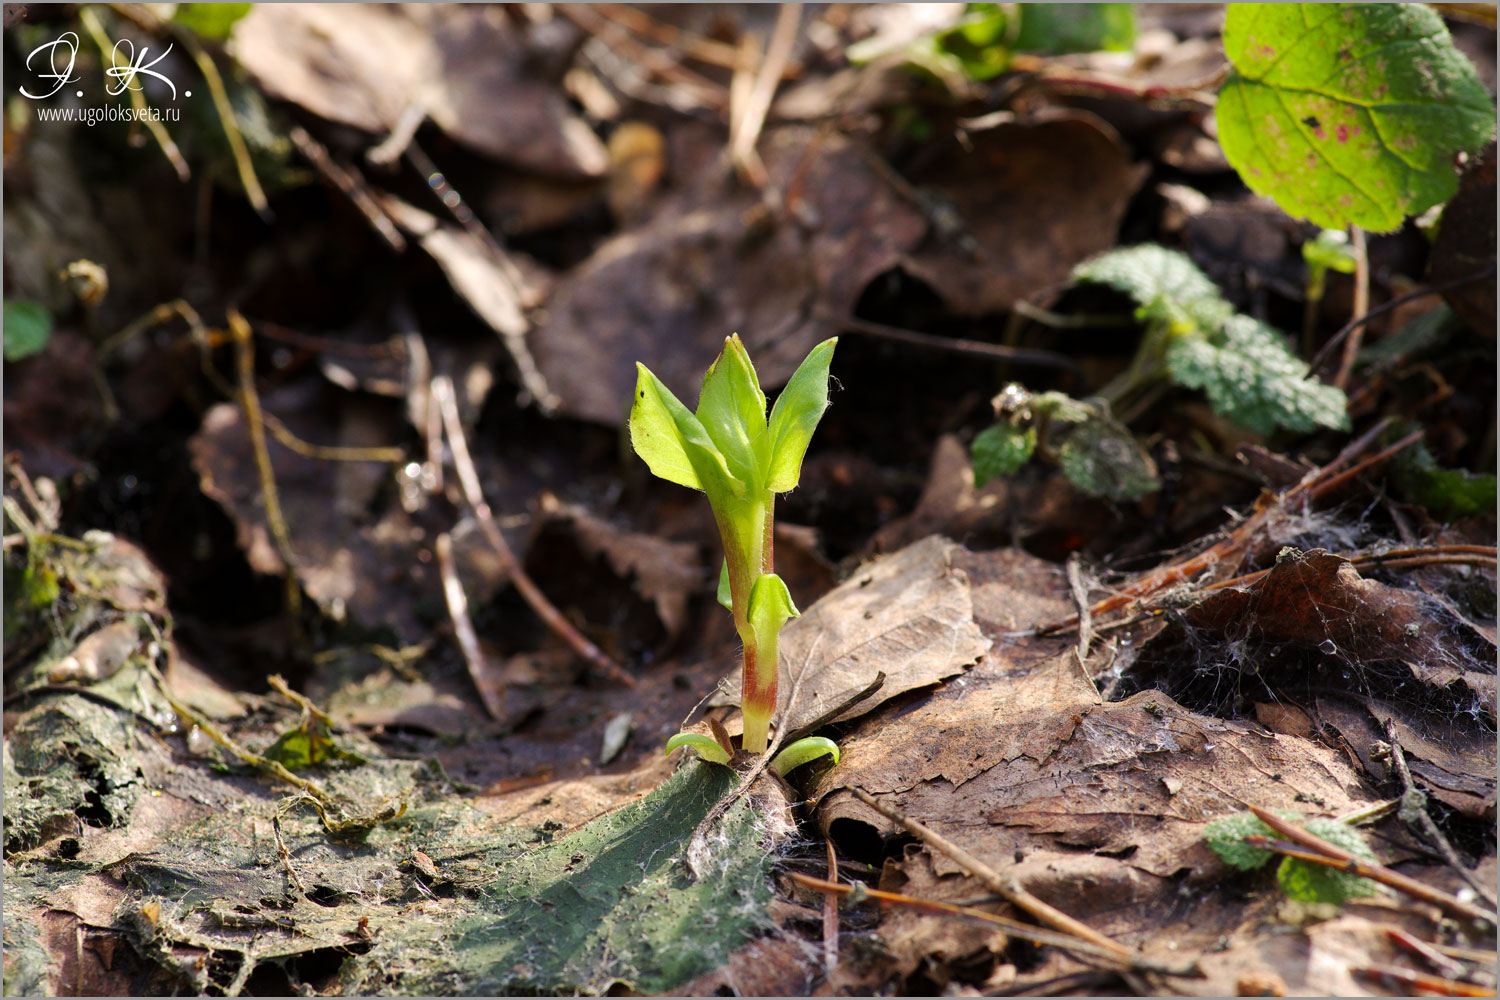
[631,334,839,766]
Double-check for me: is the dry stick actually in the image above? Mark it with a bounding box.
[288,126,406,251]
[1192,545,1498,596]
[1333,226,1370,390]
[78,7,189,181]
[1245,806,1498,925]
[822,839,840,976]
[727,3,800,188]
[849,787,1135,961]
[592,3,798,76]
[1383,926,1472,983]
[435,531,506,721]
[228,309,302,623]
[1308,264,1497,376]
[271,815,308,897]
[266,674,331,724]
[557,5,728,111]
[1352,964,1496,998]
[1036,424,1420,635]
[173,26,270,218]
[430,375,633,687]
[1065,554,1094,665]
[1383,719,1497,907]
[791,874,1198,977]
[815,309,1083,374]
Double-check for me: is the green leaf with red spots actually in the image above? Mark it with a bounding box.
[1217,4,1495,232]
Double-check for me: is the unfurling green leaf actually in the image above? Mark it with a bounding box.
[971,423,1037,487]
[1303,230,1358,276]
[1057,414,1159,501]
[1391,433,1498,519]
[1165,315,1350,435]
[696,335,768,488]
[765,338,838,493]
[1217,4,1495,232]
[1072,245,1232,335]
[747,573,799,650]
[769,737,840,777]
[665,733,732,766]
[629,363,742,496]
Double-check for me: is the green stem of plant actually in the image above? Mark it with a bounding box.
[720,493,778,754]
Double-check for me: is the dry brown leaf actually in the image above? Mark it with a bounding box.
[230,4,607,177]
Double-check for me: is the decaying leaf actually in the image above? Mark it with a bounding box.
[230,4,608,178]
[710,536,992,737]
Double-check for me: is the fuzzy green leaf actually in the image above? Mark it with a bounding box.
[769,737,840,777]
[664,733,732,766]
[1276,819,1379,904]
[765,338,837,493]
[1166,315,1350,435]
[1013,3,1136,55]
[630,363,743,497]
[1057,413,1159,501]
[3,299,52,362]
[696,335,768,489]
[1072,246,1233,334]
[971,423,1037,487]
[1204,812,1277,870]
[1217,4,1495,233]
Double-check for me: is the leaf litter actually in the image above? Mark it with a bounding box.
[4,3,1496,996]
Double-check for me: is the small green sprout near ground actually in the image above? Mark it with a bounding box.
[1205,810,1379,906]
[631,334,840,773]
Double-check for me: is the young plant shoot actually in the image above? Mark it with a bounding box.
[631,334,839,768]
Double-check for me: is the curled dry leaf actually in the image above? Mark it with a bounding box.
[710,536,992,737]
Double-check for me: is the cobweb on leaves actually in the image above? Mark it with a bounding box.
[1103,501,1495,740]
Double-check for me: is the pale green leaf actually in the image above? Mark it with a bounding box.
[1217,4,1496,232]
[1014,3,1136,55]
[971,423,1037,487]
[769,736,840,777]
[1303,230,1358,275]
[1072,246,1232,334]
[717,559,732,611]
[1166,315,1350,435]
[664,733,731,766]
[765,338,837,493]
[3,299,52,362]
[1204,811,1277,871]
[696,335,768,489]
[630,364,743,497]
[747,573,799,642]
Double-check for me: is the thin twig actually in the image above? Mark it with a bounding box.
[822,839,840,976]
[266,674,331,724]
[1333,226,1369,390]
[1066,554,1093,665]
[430,375,633,686]
[1352,964,1496,997]
[728,4,800,187]
[271,816,308,897]
[782,670,885,744]
[1383,926,1472,982]
[228,309,302,622]
[815,308,1083,374]
[791,873,1198,977]
[288,126,405,251]
[1308,265,1497,375]
[592,4,800,77]
[849,787,1136,960]
[1246,806,1497,925]
[78,7,189,181]
[172,25,269,218]
[1384,720,1497,907]
[435,531,506,720]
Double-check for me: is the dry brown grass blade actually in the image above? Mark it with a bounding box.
[435,531,506,721]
